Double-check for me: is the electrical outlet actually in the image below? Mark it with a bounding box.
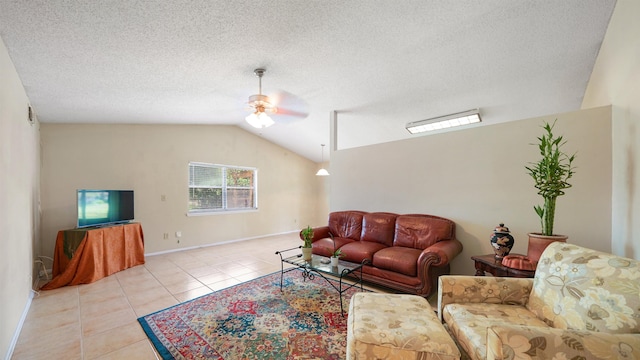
[163,233,169,239]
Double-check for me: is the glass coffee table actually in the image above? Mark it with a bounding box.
[275,246,368,315]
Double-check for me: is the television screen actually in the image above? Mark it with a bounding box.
[77,190,134,228]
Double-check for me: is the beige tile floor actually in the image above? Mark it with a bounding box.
[12,233,303,359]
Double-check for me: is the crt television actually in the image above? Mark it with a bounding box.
[77,189,134,228]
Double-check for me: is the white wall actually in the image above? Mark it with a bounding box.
[40,123,327,256]
[329,106,612,275]
[582,0,640,260]
[0,38,40,359]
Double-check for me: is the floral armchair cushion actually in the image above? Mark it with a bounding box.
[487,324,640,360]
[438,276,534,319]
[526,243,640,334]
[438,276,537,360]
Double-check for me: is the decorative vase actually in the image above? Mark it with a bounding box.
[490,223,515,259]
[527,233,567,264]
[330,256,339,267]
[301,247,313,261]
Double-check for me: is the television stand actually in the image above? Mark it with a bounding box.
[41,223,145,290]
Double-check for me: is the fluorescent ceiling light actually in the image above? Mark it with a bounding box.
[406,109,481,134]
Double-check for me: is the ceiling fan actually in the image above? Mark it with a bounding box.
[245,68,309,128]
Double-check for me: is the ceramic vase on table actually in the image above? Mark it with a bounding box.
[490,223,515,259]
[301,247,313,261]
[330,256,339,267]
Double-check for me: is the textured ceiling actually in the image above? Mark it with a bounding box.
[0,1,616,162]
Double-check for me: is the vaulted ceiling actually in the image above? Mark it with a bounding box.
[0,1,616,161]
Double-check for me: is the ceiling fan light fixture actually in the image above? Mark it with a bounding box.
[245,111,274,128]
[247,94,276,112]
[406,109,481,134]
[246,68,277,129]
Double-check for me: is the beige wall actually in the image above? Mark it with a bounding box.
[3,1,636,357]
[329,106,613,275]
[582,0,640,260]
[0,39,40,358]
[40,124,327,256]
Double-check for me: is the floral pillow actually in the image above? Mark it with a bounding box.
[526,242,640,334]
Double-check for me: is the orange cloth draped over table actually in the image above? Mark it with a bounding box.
[41,223,145,290]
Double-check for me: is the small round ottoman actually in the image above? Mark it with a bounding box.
[347,293,460,360]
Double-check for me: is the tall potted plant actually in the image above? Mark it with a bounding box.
[300,225,314,261]
[525,120,576,263]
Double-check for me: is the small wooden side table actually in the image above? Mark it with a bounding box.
[471,254,535,278]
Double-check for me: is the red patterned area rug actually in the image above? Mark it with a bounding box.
[138,271,365,359]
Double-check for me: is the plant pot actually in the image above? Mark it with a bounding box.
[301,247,313,261]
[527,233,568,264]
[330,256,339,267]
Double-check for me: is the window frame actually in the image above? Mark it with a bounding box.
[188,162,258,215]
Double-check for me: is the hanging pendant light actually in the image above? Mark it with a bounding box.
[316,144,329,176]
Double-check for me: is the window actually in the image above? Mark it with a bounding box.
[188,162,257,213]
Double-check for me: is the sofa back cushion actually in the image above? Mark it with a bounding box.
[526,242,640,334]
[360,212,397,247]
[393,214,455,249]
[328,211,366,241]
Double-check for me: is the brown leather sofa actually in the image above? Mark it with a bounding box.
[304,211,463,297]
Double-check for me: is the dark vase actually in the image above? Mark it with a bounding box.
[490,223,515,259]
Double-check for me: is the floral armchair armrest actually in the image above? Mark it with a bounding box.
[438,275,534,321]
[486,324,640,360]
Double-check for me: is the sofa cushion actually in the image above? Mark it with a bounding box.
[372,246,422,277]
[328,211,366,241]
[360,212,397,247]
[394,214,454,249]
[311,237,354,257]
[526,242,640,334]
[340,241,388,264]
[443,302,549,360]
[361,265,422,287]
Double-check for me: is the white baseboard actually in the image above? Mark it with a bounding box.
[5,290,34,360]
[145,230,298,257]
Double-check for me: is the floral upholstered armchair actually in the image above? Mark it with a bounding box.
[438,242,640,360]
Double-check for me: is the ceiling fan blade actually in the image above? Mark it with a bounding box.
[274,108,309,118]
[269,90,310,122]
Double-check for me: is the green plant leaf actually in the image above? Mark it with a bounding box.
[525,120,576,235]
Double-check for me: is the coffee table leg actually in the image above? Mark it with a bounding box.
[338,276,345,315]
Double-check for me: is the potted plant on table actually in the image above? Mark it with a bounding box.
[525,120,576,263]
[300,225,314,261]
[331,249,344,267]
[329,233,345,266]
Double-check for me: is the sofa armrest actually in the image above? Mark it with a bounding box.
[418,239,463,267]
[487,325,640,360]
[414,239,463,296]
[298,226,331,243]
[438,276,533,321]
